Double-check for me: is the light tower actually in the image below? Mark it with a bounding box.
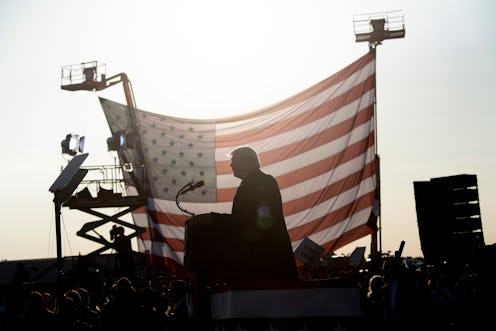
[60,61,146,196]
[58,62,148,267]
[353,11,405,48]
[353,11,405,266]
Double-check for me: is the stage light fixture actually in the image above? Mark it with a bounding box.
[107,130,135,151]
[107,131,126,151]
[61,133,85,156]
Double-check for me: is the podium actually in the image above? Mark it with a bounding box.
[184,212,241,320]
[184,212,240,283]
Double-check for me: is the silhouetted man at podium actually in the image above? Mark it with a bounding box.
[186,146,299,324]
[229,146,298,281]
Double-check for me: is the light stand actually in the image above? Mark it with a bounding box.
[49,153,89,287]
[353,11,405,269]
[353,11,405,49]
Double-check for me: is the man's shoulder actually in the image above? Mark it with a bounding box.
[245,169,275,182]
[241,170,279,193]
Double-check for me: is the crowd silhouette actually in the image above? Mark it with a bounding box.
[2,249,494,331]
[6,273,193,331]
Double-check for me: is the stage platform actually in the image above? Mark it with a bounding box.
[200,278,364,331]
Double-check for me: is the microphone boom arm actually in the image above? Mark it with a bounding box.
[175,180,205,216]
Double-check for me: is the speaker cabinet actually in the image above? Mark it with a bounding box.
[413,174,485,272]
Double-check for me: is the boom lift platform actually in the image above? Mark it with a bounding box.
[60,61,148,257]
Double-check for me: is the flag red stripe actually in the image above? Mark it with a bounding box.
[213,52,375,121]
[148,209,189,226]
[288,190,376,241]
[259,104,374,168]
[216,131,375,202]
[215,76,375,149]
[320,222,375,254]
[216,103,374,175]
[139,228,185,251]
[152,255,186,275]
[283,161,376,217]
[133,206,147,214]
[277,133,374,190]
[138,190,375,250]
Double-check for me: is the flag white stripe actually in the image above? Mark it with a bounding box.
[149,199,232,216]
[214,90,375,162]
[133,212,149,228]
[215,61,375,135]
[148,178,374,256]
[148,148,375,230]
[280,146,376,203]
[217,117,374,189]
[285,176,376,229]
[290,207,372,251]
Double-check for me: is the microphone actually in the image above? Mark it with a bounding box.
[180,180,205,195]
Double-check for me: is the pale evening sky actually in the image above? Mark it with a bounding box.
[0,0,495,262]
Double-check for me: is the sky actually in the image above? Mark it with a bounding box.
[0,0,495,262]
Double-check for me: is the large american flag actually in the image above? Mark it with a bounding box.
[101,51,378,273]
